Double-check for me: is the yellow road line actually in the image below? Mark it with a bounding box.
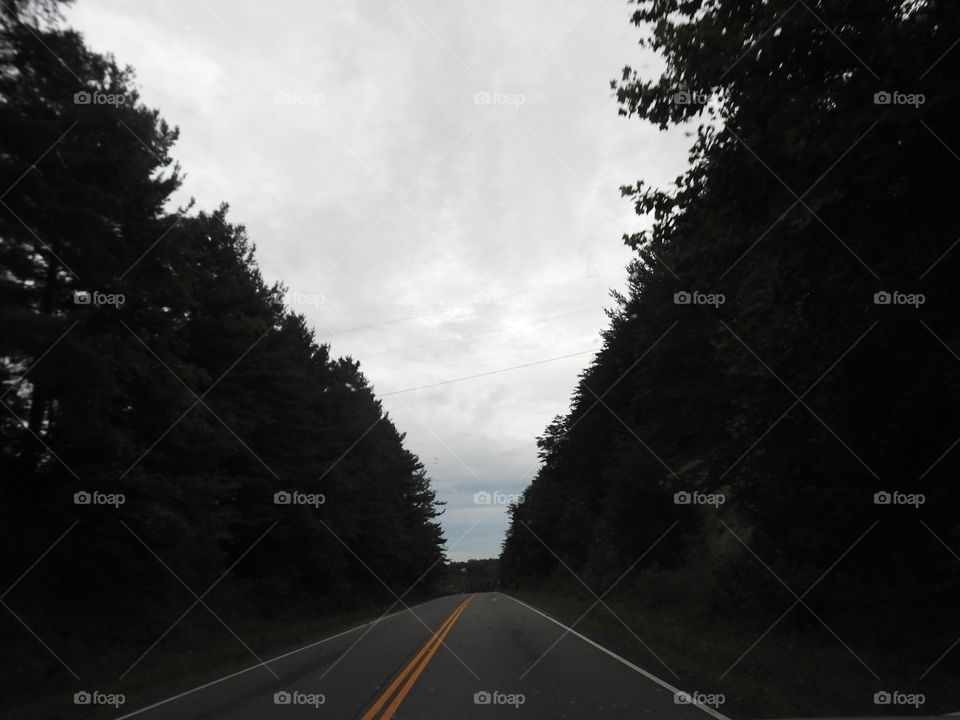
[380,595,473,719]
[361,595,473,720]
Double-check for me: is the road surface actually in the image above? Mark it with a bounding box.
[114,592,730,719]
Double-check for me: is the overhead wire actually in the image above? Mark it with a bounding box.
[315,268,622,339]
[379,349,597,396]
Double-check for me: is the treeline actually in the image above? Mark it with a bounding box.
[438,558,499,594]
[502,0,960,693]
[0,0,444,702]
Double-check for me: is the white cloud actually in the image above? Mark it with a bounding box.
[66,0,692,559]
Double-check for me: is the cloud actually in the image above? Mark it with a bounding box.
[66,0,692,558]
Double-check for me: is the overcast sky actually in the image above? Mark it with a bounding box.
[66,0,691,561]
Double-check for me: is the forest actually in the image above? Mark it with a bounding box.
[500,0,960,713]
[0,0,445,712]
[5,0,960,716]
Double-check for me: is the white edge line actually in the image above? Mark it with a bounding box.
[501,593,733,720]
[113,605,412,719]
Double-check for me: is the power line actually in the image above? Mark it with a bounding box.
[316,269,622,339]
[364,305,603,359]
[379,349,597,396]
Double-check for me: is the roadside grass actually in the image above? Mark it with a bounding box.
[2,595,438,720]
[504,584,956,718]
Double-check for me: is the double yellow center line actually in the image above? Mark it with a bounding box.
[361,595,474,720]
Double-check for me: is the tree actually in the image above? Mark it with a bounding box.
[502,0,960,687]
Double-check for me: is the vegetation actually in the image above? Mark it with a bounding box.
[438,558,499,594]
[0,2,445,716]
[501,0,960,716]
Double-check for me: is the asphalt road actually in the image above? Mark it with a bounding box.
[114,592,731,720]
